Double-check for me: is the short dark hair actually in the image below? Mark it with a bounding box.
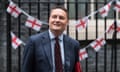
[50,6,68,19]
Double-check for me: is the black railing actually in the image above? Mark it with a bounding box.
[5,0,120,72]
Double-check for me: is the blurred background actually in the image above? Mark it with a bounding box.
[0,0,120,72]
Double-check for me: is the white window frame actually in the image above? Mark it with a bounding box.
[64,0,120,40]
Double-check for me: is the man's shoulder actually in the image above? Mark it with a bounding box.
[64,35,79,44]
[30,31,48,40]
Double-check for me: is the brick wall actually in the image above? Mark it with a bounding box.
[0,0,7,72]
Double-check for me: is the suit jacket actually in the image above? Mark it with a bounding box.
[22,31,82,72]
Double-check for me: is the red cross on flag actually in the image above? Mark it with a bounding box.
[76,17,89,31]
[11,32,23,49]
[25,16,42,31]
[99,2,112,18]
[114,0,120,12]
[7,2,22,18]
[79,48,88,61]
[90,37,106,52]
[116,22,120,34]
[106,22,115,34]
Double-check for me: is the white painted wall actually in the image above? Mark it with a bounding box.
[68,19,120,40]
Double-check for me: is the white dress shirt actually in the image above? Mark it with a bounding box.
[49,30,65,72]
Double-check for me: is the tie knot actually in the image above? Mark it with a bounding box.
[55,37,59,41]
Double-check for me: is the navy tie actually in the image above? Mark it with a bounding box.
[54,37,63,72]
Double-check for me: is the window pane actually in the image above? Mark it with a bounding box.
[69,3,75,19]
[68,0,91,19]
[94,0,110,2]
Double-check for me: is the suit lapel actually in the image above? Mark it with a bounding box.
[42,31,53,68]
[42,32,71,71]
[64,35,71,71]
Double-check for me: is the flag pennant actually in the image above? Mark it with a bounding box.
[25,16,42,31]
[11,32,23,49]
[76,17,89,31]
[79,48,88,61]
[7,2,22,18]
[116,22,120,34]
[114,0,120,12]
[90,37,106,52]
[99,2,112,18]
[106,21,115,34]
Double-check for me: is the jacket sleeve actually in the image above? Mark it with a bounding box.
[21,37,35,72]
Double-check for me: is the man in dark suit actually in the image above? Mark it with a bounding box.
[22,6,82,72]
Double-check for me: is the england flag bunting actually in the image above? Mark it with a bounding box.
[11,32,23,49]
[90,37,106,52]
[76,17,89,31]
[7,2,22,18]
[116,22,120,34]
[106,21,115,34]
[79,48,88,61]
[25,16,42,31]
[99,2,112,18]
[114,0,120,12]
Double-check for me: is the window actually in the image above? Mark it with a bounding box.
[68,0,117,19]
[68,0,91,19]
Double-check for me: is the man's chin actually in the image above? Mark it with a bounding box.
[54,29,60,32]
[53,28,61,31]
[53,29,63,32]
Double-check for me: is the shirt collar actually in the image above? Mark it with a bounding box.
[49,29,63,41]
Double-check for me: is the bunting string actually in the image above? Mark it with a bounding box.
[8,0,48,24]
[7,0,120,61]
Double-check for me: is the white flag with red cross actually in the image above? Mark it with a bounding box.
[116,22,120,34]
[114,0,120,12]
[7,2,22,18]
[90,37,106,52]
[99,2,112,18]
[11,32,23,49]
[25,16,42,31]
[76,17,89,31]
[106,21,115,34]
[79,48,88,61]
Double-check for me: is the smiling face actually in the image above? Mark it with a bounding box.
[49,8,68,36]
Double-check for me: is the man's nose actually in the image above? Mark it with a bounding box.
[56,17,60,21]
